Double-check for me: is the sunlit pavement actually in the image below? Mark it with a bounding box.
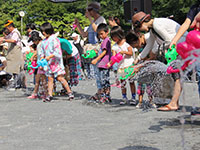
[0,75,200,150]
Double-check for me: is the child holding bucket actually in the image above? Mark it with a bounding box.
[107,26,136,105]
[91,23,112,103]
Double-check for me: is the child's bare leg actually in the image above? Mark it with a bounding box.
[48,76,54,97]
[120,79,128,105]
[129,81,136,99]
[138,95,143,104]
[57,75,72,93]
[121,79,127,95]
[41,75,48,96]
[129,81,136,94]
[33,74,40,94]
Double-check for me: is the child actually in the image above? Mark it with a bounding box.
[68,40,82,86]
[40,22,74,102]
[107,26,136,105]
[27,31,48,99]
[91,23,111,103]
[126,30,158,108]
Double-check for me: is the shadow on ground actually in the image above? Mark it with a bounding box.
[118,145,160,150]
[149,115,200,133]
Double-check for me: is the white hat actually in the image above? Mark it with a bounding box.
[71,33,79,38]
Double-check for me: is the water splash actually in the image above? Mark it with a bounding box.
[129,60,174,104]
[178,49,200,150]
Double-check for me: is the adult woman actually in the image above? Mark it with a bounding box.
[132,11,188,111]
[74,2,106,100]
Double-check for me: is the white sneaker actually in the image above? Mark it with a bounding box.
[149,103,157,108]
[136,103,143,109]
[120,97,128,105]
[129,99,137,105]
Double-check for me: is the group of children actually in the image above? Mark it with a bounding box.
[27,23,75,102]
[25,20,157,109]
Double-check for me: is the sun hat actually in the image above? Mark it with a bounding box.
[132,11,151,28]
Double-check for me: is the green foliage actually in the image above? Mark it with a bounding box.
[0,0,198,36]
[152,0,197,24]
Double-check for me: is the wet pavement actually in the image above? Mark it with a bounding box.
[0,74,200,150]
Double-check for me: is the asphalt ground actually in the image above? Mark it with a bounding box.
[0,73,200,150]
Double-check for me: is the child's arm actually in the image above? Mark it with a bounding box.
[131,63,143,75]
[112,50,116,56]
[30,51,37,62]
[120,46,133,56]
[45,54,55,61]
[91,49,107,65]
[106,49,117,68]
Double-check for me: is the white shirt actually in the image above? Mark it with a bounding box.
[112,42,134,69]
[137,18,188,61]
[5,28,22,47]
[69,40,79,57]
[152,18,187,46]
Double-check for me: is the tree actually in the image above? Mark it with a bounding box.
[152,0,197,24]
[0,0,198,36]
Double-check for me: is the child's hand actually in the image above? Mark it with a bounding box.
[120,51,125,55]
[91,59,98,65]
[45,56,50,61]
[106,62,111,68]
[134,59,139,65]
[134,67,139,73]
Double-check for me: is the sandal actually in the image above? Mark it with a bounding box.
[68,92,74,100]
[27,94,38,99]
[157,105,178,111]
[43,96,53,102]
